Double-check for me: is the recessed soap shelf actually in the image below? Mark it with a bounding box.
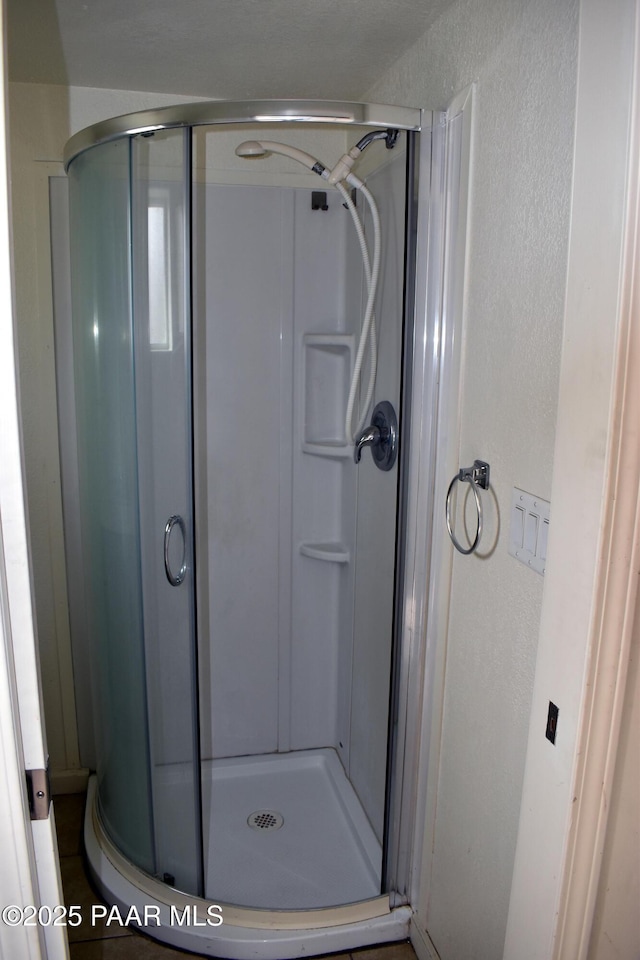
[302,333,354,458]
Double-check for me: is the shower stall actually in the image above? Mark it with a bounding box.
[58,100,465,958]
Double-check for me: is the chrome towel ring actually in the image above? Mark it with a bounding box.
[445,460,491,555]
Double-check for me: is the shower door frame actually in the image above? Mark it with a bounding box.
[61,98,470,955]
[63,101,422,167]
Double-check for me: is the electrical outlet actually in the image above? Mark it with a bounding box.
[546,702,559,744]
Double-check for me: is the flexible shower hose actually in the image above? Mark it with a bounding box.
[335,179,381,444]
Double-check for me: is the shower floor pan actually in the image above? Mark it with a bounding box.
[85,756,405,960]
[202,748,381,909]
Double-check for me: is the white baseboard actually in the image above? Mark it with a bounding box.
[410,914,441,960]
[50,767,90,795]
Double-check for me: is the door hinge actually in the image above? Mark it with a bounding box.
[26,762,51,820]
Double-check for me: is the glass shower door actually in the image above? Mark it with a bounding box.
[68,129,202,895]
[348,144,407,854]
[191,124,410,908]
[131,128,203,895]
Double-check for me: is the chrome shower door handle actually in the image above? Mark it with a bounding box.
[164,515,187,586]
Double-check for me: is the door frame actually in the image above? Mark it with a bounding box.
[0,5,68,957]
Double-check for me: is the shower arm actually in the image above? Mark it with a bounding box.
[327,128,399,185]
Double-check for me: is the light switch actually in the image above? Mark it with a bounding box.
[513,504,525,549]
[524,511,539,555]
[539,517,549,561]
[509,487,550,575]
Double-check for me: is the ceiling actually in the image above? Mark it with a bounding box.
[7,0,453,102]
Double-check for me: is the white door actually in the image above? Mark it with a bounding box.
[0,6,68,959]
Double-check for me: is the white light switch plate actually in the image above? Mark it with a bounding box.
[509,487,550,575]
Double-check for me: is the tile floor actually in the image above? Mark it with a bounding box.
[54,794,417,960]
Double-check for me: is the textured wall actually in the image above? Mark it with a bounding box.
[367,2,578,957]
[505,1,638,950]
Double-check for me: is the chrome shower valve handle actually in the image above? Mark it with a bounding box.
[354,424,381,462]
[353,401,398,471]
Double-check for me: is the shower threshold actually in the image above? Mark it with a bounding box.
[202,748,381,909]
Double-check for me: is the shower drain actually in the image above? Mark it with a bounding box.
[247,810,284,832]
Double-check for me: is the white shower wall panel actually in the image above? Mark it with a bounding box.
[202,183,294,758]
[200,181,352,760]
[289,556,341,750]
[290,188,355,753]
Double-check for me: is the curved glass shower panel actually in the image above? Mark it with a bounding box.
[68,138,154,873]
[130,128,202,895]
